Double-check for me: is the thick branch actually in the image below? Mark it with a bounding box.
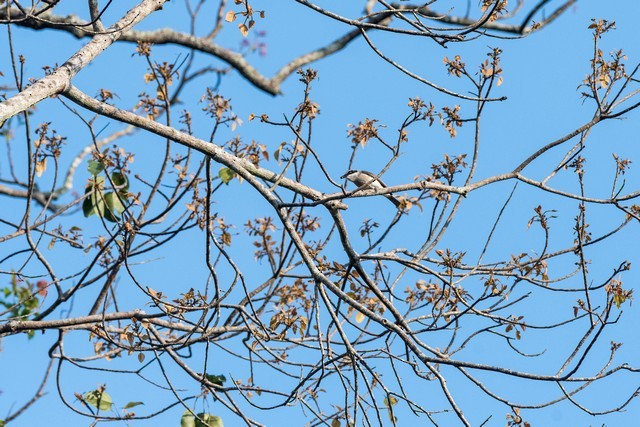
[0,309,162,335]
[62,85,346,209]
[0,6,393,96]
[0,0,168,124]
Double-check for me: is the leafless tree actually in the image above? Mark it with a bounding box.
[1,1,639,426]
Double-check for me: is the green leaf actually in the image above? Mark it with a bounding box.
[88,160,105,176]
[103,208,118,223]
[123,401,144,409]
[82,196,96,217]
[218,167,235,184]
[273,142,286,164]
[83,176,106,218]
[90,191,106,218]
[89,175,106,189]
[104,192,125,221]
[111,171,129,191]
[383,396,398,407]
[195,413,223,427]
[83,174,127,222]
[181,411,196,427]
[205,374,226,387]
[84,389,113,411]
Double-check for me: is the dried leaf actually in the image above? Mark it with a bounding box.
[35,158,47,177]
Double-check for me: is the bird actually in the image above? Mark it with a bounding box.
[340,169,401,208]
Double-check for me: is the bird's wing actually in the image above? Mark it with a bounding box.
[361,171,388,188]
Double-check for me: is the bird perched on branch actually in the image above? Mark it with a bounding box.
[341,169,401,208]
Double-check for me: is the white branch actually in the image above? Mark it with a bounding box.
[0,0,168,124]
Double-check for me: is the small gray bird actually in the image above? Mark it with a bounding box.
[341,169,401,208]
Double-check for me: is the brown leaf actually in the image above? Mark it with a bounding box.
[35,158,47,177]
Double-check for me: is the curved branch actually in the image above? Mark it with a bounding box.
[0,0,169,124]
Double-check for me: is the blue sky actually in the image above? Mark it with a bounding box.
[2,1,640,426]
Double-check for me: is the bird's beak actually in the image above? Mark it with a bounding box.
[340,172,348,179]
